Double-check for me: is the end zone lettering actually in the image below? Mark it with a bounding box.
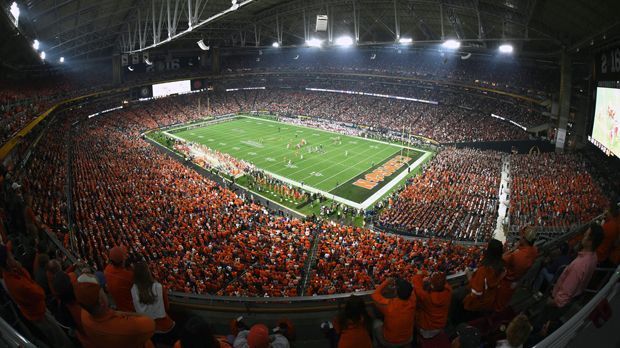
[353,156,411,190]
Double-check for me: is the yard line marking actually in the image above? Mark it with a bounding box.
[240,140,264,148]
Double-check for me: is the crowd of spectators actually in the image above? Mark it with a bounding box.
[2,49,554,149]
[0,72,112,146]
[13,98,487,300]
[219,89,531,143]
[1,87,618,348]
[378,148,502,242]
[221,49,559,96]
[509,153,610,228]
[306,229,483,295]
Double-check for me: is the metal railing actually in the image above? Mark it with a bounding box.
[0,316,37,348]
[533,265,620,348]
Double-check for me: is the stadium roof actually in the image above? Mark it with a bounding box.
[2,0,620,67]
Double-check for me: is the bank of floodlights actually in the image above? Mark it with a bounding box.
[335,36,354,47]
[499,43,514,54]
[442,39,460,49]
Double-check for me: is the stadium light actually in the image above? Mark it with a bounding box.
[272,42,280,48]
[399,37,413,45]
[306,38,323,47]
[33,39,40,50]
[498,43,514,54]
[40,51,46,60]
[335,36,354,47]
[9,2,19,27]
[442,39,460,49]
[59,57,64,63]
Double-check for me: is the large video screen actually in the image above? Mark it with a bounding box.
[590,87,620,158]
[152,80,191,98]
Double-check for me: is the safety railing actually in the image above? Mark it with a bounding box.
[0,315,37,348]
[533,265,620,348]
[167,271,467,312]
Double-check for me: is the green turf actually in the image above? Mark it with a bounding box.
[171,116,425,205]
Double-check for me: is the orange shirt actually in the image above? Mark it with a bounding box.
[334,318,372,348]
[503,245,538,282]
[495,244,538,310]
[597,217,620,263]
[463,265,502,312]
[2,266,46,321]
[104,264,135,312]
[81,309,155,348]
[412,274,452,331]
[371,280,416,344]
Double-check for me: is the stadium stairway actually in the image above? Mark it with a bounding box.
[494,154,511,242]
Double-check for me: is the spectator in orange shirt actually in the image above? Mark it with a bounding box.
[0,244,75,348]
[173,316,232,348]
[104,245,135,311]
[462,239,504,316]
[131,262,176,339]
[76,273,155,348]
[412,270,452,340]
[597,203,619,265]
[371,277,416,346]
[324,295,372,348]
[495,227,538,311]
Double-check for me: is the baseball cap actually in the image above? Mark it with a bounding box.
[109,246,127,263]
[75,274,101,309]
[247,324,270,348]
[11,182,21,190]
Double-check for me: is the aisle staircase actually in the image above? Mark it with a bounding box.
[299,230,321,296]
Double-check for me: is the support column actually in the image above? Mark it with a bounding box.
[200,52,207,68]
[112,54,122,85]
[555,51,571,152]
[211,47,220,74]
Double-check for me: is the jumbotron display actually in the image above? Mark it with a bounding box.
[590,87,620,158]
[152,80,191,98]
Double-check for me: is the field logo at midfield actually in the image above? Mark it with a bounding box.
[241,140,264,148]
[353,156,411,190]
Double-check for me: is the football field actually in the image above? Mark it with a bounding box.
[169,116,430,207]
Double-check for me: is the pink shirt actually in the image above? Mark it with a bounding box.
[552,251,597,308]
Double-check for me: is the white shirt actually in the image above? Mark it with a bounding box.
[130,282,166,319]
